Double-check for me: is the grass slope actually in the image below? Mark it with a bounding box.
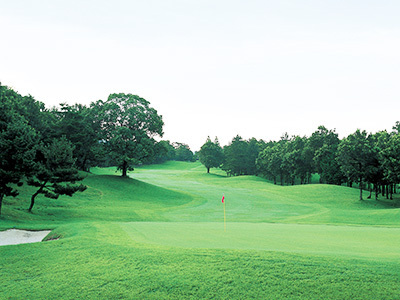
[1,161,400,299]
[132,161,400,226]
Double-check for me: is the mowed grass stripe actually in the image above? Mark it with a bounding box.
[119,222,400,261]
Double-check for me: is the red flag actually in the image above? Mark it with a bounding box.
[221,195,225,203]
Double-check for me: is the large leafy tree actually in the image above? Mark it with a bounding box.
[27,137,86,212]
[144,140,176,164]
[174,142,195,162]
[365,131,389,199]
[380,131,400,200]
[94,93,164,177]
[0,85,38,215]
[313,143,344,185]
[14,94,56,143]
[256,141,282,184]
[337,130,376,200]
[53,103,101,171]
[222,135,253,176]
[307,126,343,184]
[245,138,261,175]
[199,136,224,173]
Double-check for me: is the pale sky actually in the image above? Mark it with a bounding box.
[2,0,400,150]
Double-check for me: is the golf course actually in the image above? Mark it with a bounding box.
[1,161,400,299]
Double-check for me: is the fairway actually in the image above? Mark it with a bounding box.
[120,222,400,261]
[1,161,400,299]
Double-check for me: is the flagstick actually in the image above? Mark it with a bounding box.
[223,200,226,232]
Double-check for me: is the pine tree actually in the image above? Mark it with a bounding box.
[27,137,86,212]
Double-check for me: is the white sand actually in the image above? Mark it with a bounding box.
[0,229,51,246]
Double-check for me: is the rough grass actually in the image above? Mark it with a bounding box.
[1,161,400,299]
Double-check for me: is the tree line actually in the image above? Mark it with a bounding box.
[0,84,196,215]
[199,125,400,202]
[2,81,400,216]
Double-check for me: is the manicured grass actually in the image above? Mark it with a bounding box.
[1,222,399,299]
[132,162,400,226]
[120,222,400,261]
[1,161,400,299]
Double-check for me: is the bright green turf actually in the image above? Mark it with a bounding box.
[120,222,400,261]
[1,161,400,299]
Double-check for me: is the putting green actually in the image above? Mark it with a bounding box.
[120,222,400,261]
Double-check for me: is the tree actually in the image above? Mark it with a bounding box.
[380,132,400,201]
[0,84,38,216]
[174,142,195,162]
[53,103,101,171]
[307,126,343,184]
[222,135,251,176]
[199,136,224,173]
[365,131,388,200]
[256,141,282,184]
[314,143,344,185]
[27,137,86,212]
[337,130,375,200]
[144,140,176,164]
[13,94,56,143]
[94,93,164,177]
[245,138,260,175]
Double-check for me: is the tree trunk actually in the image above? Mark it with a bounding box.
[386,185,389,199]
[273,176,276,185]
[359,177,363,201]
[122,160,128,177]
[29,182,47,212]
[367,184,372,199]
[390,184,393,200]
[81,156,88,172]
[207,167,210,173]
[375,184,379,200]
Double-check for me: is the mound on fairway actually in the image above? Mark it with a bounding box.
[132,162,400,226]
[1,172,193,223]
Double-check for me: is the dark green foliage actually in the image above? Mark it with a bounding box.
[222,135,260,176]
[378,131,400,200]
[93,93,164,176]
[246,138,260,175]
[280,136,309,185]
[257,126,344,186]
[222,135,247,176]
[309,126,344,184]
[27,137,86,212]
[53,103,102,171]
[174,142,196,162]
[144,140,177,164]
[337,130,376,200]
[0,84,38,215]
[256,141,282,184]
[199,136,224,173]
[257,135,312,185]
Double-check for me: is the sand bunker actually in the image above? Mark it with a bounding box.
[0,229,51,246]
